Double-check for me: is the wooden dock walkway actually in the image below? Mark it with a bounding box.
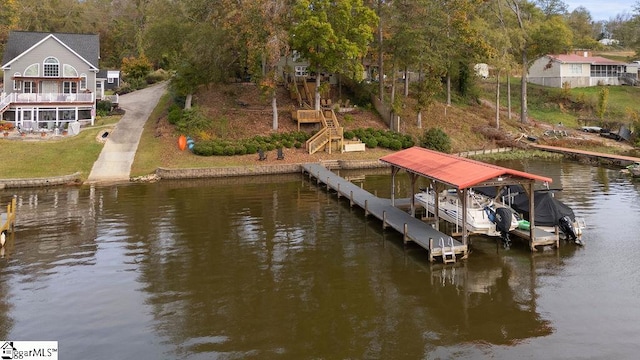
[1,196,17,234]
[532,144,640,166]
[301,163,468,263]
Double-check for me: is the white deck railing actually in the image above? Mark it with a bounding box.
[11,92,94,103]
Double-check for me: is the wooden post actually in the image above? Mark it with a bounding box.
[403,223,408,244]
[337,183,341,198]
[382,211,387,229]
[429,238,434,262]
[364,199,369,216]
[350,191,354,207]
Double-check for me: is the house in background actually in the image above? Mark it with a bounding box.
[96,69,120,100]
[0,31,100,131]
[528,52,629,88]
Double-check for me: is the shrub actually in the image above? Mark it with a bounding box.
[365,138,378,148]
[402,135,415,148]
[167,107,182,125]
[96,100,113,113]
[192,142,213,156]
[212,145,225,156]
[343,130,355,140]
[245,143,258,154]
[420,127,451,153]
[389,139,403,150]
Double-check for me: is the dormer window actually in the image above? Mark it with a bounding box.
[43,57,60,77]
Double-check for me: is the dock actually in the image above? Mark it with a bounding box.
[531,144,640,166]
[1,196,17,234]
[301,163,468,263]
[510,227,558,250]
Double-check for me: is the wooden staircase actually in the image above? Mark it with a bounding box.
[304,108,343,155]
[0,93,14,116]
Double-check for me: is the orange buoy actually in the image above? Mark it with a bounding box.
[178,135,187,151]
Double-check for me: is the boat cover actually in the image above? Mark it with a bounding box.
[510,191,575,226]
[475,185,575,226]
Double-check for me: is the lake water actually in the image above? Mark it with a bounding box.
[0,159,639,359]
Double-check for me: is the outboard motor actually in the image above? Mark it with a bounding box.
[495,207,513,248]
[558,215,579,243]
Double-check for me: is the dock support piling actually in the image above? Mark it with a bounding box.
[350,191,354,207]
[337,183,341,198]
[382,211,387,229]
[403,223,408,244]
[365,200,369,216]
[428,238,434,262]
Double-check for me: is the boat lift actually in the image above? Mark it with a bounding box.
[380,147,559,251]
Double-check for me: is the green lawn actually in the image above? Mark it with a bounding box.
[0,116,120,180]
[479,76,640,129]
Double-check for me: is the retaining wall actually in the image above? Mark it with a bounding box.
[156,160,387,180]
[0,172,81,189]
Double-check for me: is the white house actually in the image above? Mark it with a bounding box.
[528,53,628,88]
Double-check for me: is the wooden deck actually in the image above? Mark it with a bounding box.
[532,144,640,166]
[510,227,559,251]
[301,163,468,263]
[1,196,17,234]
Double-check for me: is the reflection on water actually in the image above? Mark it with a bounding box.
[0,161,639,359]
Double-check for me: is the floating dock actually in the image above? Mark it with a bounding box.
[301,163,468,263]
[1,196,17,234]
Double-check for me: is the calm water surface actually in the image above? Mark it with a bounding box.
[0,159,639,359]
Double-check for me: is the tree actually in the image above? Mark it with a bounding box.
[505,0,572,123]
[0,0,18,55]
[291,0,377,111]
[566,7,599,49]
[242,0,292,130]
[534,0,568,17]
[596,87,609,120]
[478,0,518,128]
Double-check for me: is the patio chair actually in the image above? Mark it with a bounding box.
[258,149,267,161]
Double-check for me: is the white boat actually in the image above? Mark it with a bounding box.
[476,185,586,244]
[414,189,520,237]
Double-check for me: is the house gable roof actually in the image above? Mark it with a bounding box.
[547,54,624,66]
[1,31,99,70]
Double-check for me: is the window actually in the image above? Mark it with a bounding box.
[80,74,87,90]
[292,51,302,62]
[63,81,77,94]
[25,63,39,76]
[23,81,36,93]
[570,64,582,74]
[13,72,21,90]
[63,64,78,77]
[108,77,114,84]
[295,66,308,77]
[44,57,60,77]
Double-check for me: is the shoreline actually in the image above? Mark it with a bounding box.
[0,160,388,189]
[2,145,638,189]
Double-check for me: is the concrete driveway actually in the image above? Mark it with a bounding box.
[86,81,167,184]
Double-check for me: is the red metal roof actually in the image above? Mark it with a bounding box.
[548,54,624,65]
[379,147,553,189]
